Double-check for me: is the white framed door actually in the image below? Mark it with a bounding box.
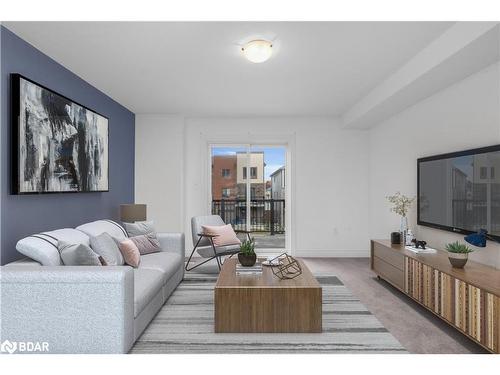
[208,142,291,254]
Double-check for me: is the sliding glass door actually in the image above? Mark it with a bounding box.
[211,145,286,251]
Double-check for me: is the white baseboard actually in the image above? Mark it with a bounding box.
[292,249,369,258]
[186,249,370,258]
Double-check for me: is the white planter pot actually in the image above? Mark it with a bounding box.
[447,252,469,268]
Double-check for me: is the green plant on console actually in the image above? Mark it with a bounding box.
[239,238,256,255]
[445,241,474,254]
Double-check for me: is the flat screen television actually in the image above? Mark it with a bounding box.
[417,145,500,241]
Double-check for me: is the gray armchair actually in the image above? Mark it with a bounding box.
[185,215,251,271]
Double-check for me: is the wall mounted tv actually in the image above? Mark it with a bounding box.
[417,145,500,241]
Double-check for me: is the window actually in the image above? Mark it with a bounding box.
[250,167,257,179]
[480,167,488,179]
[492,167,495,179]
[211,145,286,250]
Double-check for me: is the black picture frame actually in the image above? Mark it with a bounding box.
[417,144,500,242]
[11,73,109,194]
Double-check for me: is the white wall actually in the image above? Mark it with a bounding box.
[135,115,371,256]
[368,63,500,268]
[134,67,500,265]
[184,117,370,256]
[135,115,184,232]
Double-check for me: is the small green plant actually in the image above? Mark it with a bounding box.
[239,238,255,256]
[445,241,473,254]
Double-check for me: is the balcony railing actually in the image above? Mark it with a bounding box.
[212,199,285,234]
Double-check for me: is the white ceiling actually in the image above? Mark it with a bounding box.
[4,22,454,116]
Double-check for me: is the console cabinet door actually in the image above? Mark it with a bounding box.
[405,256,500,352]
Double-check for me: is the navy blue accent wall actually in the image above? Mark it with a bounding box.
[1,26,135,265]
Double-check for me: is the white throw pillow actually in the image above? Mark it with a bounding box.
[16,228,90,266]
[58,240,102,266]
[123,221,156,237]
[76,220,128,240]
[90,232,125,266]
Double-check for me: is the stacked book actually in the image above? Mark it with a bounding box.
[404,246,437,254]
[236,263,263,275]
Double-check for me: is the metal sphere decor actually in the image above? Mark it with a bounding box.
[270,253,302,280]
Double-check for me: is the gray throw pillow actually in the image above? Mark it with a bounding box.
[129,233,161,255]
[90,232,125,266]
[58,240,102,266]
[123,221,156,237]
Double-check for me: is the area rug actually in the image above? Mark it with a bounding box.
[130,273,407,353]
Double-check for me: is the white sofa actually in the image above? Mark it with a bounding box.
[0,220,185,353]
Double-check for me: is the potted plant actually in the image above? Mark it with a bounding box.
[445,241,473,268]
[386,192,415,242]
[238,238,257,267]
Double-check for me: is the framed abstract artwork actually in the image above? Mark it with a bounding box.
[11,74,109,194]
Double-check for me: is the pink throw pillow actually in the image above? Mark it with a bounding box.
[202,224,241,247]
[130,233,161,255]
[117,239,141,267]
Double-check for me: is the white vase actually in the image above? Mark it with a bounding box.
[400,216,408,240]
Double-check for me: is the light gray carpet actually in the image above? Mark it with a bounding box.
[131,272,407,353]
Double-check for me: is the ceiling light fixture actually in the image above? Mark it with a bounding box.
[241,39,273,63]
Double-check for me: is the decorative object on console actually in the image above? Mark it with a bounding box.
[445,241,474,268]
[405,241,436,254]
[390,232,401,245]
[405,229,415,246]
[411,238,427,249]
[11,74,109,194]
[120,204,147,223]
[386,192,415,243]
[464,228,500,247]
[270,253,303,280]
[238,238,257,267]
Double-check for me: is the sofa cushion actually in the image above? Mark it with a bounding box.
[123,221,156,237]
[133,268,164,318]
[202,224,241,247]
[90,232,125,266]
[117,239,141,268]
[76,220,128,240]
[58,240,103,266]
[4,257,42,267]
[139,252,183,283]
[16,228,90,266]
[130,234,161,255]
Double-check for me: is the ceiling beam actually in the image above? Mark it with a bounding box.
[341,22,500,130]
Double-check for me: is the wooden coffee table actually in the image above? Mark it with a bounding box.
[214,258,322,333]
